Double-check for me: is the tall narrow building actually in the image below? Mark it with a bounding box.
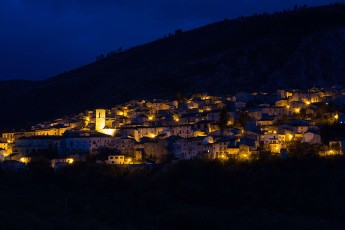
[95,109,106,132]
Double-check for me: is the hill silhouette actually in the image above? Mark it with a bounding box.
[2,3,345,130]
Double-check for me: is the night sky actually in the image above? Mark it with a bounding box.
[0,0,342,81]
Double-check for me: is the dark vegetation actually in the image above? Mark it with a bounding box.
[1,157,345,229]
[321,123,345,143]
[2,4,345,130]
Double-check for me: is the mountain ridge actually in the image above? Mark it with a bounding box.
[2,3,345,130]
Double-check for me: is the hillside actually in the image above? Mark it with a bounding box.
[2,3,345,130]
[1,158,345,229]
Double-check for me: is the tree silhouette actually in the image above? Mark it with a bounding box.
[218,107,229,132]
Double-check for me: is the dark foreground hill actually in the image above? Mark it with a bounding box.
[1,157,345,229]
[2,4,345,130]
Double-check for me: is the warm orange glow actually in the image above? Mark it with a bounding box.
[20,157,30,164]
[173,114,179,122]
[219,154,227,160]
[334,114,339,120]
[194,131,207,137]
[66,158,74,164]
[294,108,300,114]
[100,129,116,137]
[148,115,154,120]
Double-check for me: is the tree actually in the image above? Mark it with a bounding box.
[218,107,229,132]
[287,141,322,158]
[236,109,250,130]
[174,29,183,35]
[175,91,186,104]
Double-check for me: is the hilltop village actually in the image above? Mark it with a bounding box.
[1,87,345,170]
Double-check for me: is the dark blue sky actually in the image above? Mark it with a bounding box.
[0,0,342,81]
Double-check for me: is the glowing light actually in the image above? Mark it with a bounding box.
[305,101,311,105]
[149,133,156,138]
[173,115,179,122]
[326,150,338,156]
[289,134,293,140]
[148,115,154,120]
[334,114,339,120]
[66,158,74,164]
[294,108,300,114]
[20,157,30,164]
[242,154,248,159]
[100,129,116,137]
[219,154,227,160]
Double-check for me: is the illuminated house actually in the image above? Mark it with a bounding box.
[262,136,282,153]
[275,99,289,107]
[237,137,260,153]
[171,125,194,138]
[51,157,74,168]
[328,139,345,154]
[0,140,11,156]
[13,136,62,156]
[174,137,205,160]
[289,101,307,114]
[302,132,321,144]
[276,89,291,99]
[142,138,168,163]
[247,108,263,121]
[187,101,199,110]
[206,110,221,122]
[257,115,277,127]
[151,100,170,111]
[260,133,282,144]
[59,131,113,155]
[135,126,165,141]
[2,132,15,143]
[107,155,126,164]
[212,138,230,158]
[262,106,287,117]
[193,120,212,133]
[112,136,136,155]
[0,149,6,161]
[95,109,116,136]
[2,125,70,147]
[288,120,310,134]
